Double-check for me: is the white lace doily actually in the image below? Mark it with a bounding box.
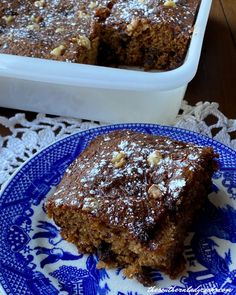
[0,100,235,187]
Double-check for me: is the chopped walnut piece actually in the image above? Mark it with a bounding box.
[34,0,46,8]
[148,184,162,199]
[77,11,89,18]
[112,151,127,168]
[31,15,43,23]
[163,0,176,8]
[50,45,66,57]
[147,151,162,167]
[88,2,97,9]
[55,27,65,33]
[72,36,91,50]
[2,16,14,25]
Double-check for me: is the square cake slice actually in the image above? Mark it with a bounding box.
[46,130,217,285]
[98,0,200,70]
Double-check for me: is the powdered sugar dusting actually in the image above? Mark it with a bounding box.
[0,0,198,67]
[49,129,212,240]
[106,0,198,27]
[0,0,109,59]
[169,178,186,197]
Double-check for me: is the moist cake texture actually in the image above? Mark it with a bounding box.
[98,0,200,69]
[0,0,103,63]
[46,130,217,285]
[0,0,201,70]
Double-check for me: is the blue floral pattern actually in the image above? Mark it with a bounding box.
[0,123,236,295]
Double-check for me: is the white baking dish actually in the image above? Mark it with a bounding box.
[0,0,212,124]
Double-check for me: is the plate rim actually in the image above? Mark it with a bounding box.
[0,122,235,295]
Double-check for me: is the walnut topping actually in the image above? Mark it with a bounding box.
[27,23,40,30]
[112,151,127,168]
[55,27,65,33]
[31,15,43,23]
[147,151,162,167]
[148,184,162,199]
[163,0,176,8]
[88,2,97,9]
[126,19,139,35]
[34,0,46,8]
[50,45,66,57]
[77,11,89,18]
[72,36,91,50]
[2,16,14,25]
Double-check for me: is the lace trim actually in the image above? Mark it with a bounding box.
[0,100,235,187]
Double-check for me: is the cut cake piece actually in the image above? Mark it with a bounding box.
[0,0,201,70]
[98,0,201,70]
[46,130,217,285]
[0,0,102,63]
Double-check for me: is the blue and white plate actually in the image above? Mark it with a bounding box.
[0,124,236,295]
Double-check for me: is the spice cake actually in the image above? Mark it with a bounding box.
[46,130,218,285]
[0,0,201,70]
[0,0,102,63]
[98,0,200,70]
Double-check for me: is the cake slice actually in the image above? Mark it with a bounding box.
[46,130,217,285]
[98,0,200,70]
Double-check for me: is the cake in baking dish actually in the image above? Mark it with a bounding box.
[46,129,217,285]
[0,0,102,64]
[98,0,200,70]
[0,0,201,70]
